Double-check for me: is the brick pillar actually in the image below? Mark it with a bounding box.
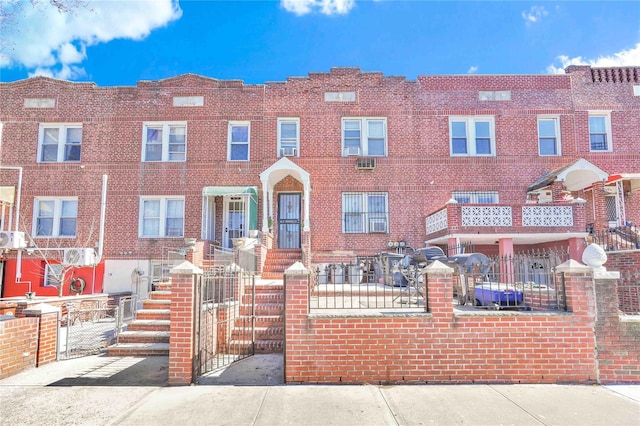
[424,260,454,323]
[498,238,514,283]
[185,240,205,268]
[168,261,203,385]
[555,260,595,317]
[284,262,310,384]
[23,304,60,367]
[551,181,566,202]
[591,181,608,231]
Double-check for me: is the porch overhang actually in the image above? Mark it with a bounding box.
[202,186,258,198]
[606,173,640,193]
[426,232,588,246]
[527,158,609,192]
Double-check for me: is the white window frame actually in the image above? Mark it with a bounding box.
[537,116,561,156]
[277,118,300,157]
[452,191,499,204]
[449,116,496,156]
[341,117,387,157]
[228,121,250,161]
[588,112,612,152]
[142,122,187,162]
[37,123,82,163]
[32,197,78,238]
[44,264,63,287]
[342,192,389,234]
[139,197,185,238]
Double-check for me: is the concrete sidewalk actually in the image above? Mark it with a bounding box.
[0,355,638,426]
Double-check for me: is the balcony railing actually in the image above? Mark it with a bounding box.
[426,202,585,238]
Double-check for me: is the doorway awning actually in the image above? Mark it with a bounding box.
[202,186,258,197]
[527,158,608,192]
[202,186,258,230]
[606,173,640,192]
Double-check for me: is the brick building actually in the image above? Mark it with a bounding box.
[0,65,639,297]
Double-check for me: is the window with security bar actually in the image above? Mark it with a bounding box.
[342,192,388,233]
[452,191,499,204]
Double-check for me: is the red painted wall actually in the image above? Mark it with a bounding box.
[2,258,104,298]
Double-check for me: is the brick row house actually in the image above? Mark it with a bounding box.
[0,65,639,298]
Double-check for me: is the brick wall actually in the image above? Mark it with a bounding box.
[0,317,38,379]
[284,263,598,384]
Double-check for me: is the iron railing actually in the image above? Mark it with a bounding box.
[587,224,640,252]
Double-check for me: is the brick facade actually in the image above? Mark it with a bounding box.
[1,65,639,296]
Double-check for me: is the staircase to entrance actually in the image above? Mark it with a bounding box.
[107,281,171,357]
[262,248,302,279]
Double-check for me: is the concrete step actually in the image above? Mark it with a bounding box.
[117,330,170,344]
[107,342,169,357]
[240,303,283,316]
[136,309,171,321]
[127,320,171,332]
[231,326,283,341]
[150,291,171,300]
[243,315,284,328]
[142,299,170,309]
[242,293,284,304]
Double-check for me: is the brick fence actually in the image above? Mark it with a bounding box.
[284,260,639,385]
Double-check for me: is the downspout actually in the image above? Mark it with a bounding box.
[1,166,24,284]
[97,174,107,262]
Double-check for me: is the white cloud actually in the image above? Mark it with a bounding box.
[546,43,640,74]
[522,6,548,27]
[467,66,478,74]
[281,0,355,16]
[0,0,182,78]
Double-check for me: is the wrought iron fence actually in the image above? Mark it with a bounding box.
[618,268,640,315]
[194,268,255,377]
[310,260,428,311]
[453,249,569,311]
[587,223,640,252]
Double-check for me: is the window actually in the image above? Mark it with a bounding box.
[449,117,495,156]
[589,113,612,152]
[139,197,184,238]
[142,122,186,162]
[538,117,561,156]
[277,118,299,157]
[342,192,388,233]
[342,118,387,156]
[33,198,78,237]
[38,124,82,162]
[44,264,63,287]
[228,121,250,161]
[452,191,499,204]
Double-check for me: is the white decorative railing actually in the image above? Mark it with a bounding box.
[461,206,512,227]
[426,208,448,234]
[522,206,574,226]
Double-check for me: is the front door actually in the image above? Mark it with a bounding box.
[278,193,301,249]
[224,196,245,248]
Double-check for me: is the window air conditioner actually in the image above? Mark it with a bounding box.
[0,231,27,249]
[63,248,96,266]
[369,219,387,233]
[280,147,297,157]
[344,146,361,156]
[355,157,376,170]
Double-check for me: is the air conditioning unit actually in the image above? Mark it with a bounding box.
[369,219,387,233]
[0,231,26,249]
[63,248,96,266]
[280,147,297,157]
[356,157,376,170]
[344,146,361,156]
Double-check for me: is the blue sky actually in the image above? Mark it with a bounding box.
[1,0,639,86]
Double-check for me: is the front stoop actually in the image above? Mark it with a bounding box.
[262,249,302,279]
[107,289,171,357]
[229,282,285,354]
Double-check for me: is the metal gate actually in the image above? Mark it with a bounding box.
[193,268,256,378]
[58,295,137,360]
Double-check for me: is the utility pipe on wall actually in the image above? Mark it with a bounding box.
[96,174,108,262]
